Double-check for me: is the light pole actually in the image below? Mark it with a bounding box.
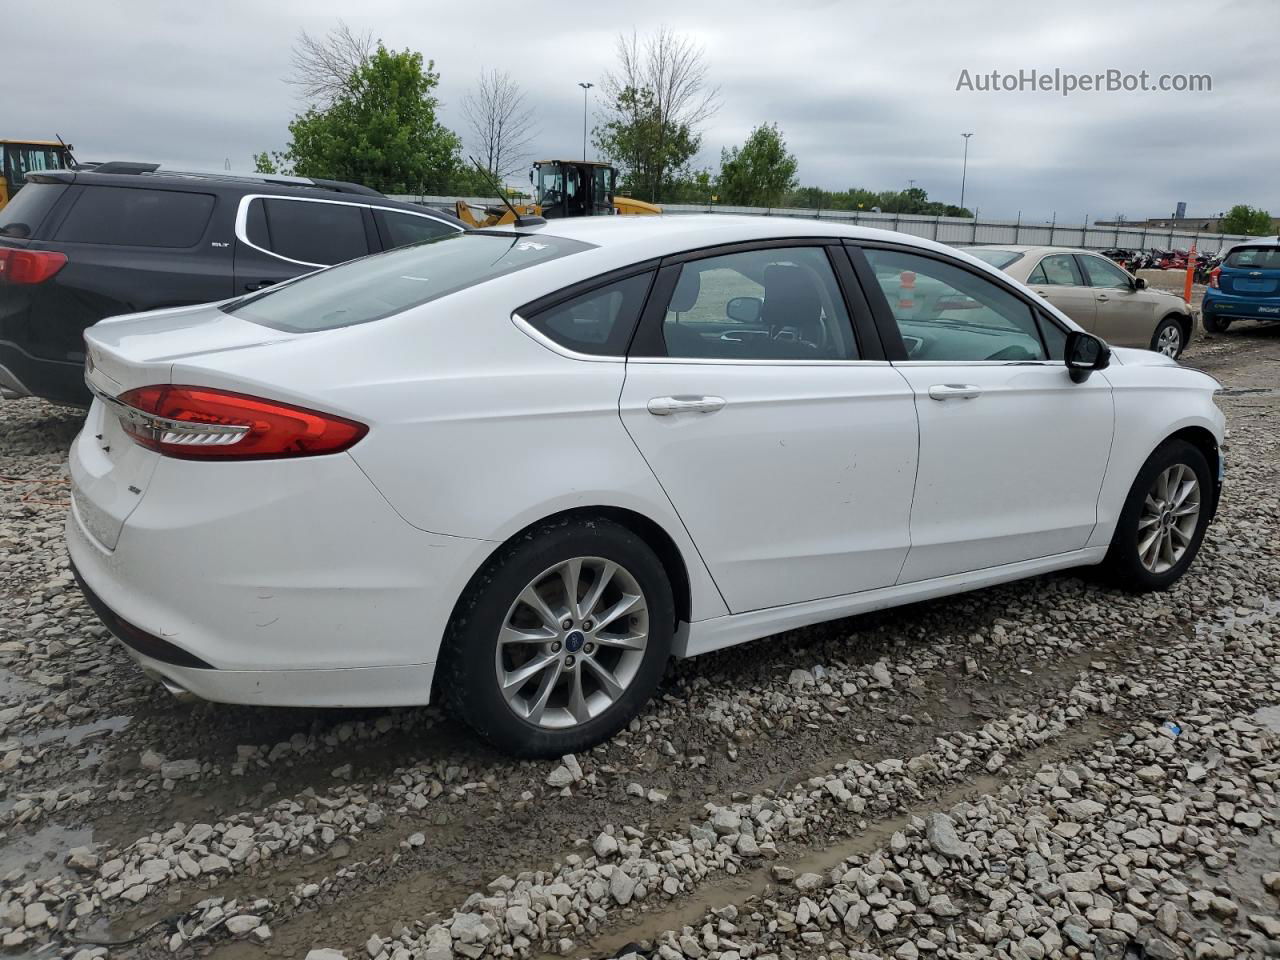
[959,132,973,214]
[578,82,594,161]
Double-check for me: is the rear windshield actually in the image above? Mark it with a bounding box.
[224,231,590,332]
[0,183,68,239]
[963,248,1024,269]
[1225,246,1280,270]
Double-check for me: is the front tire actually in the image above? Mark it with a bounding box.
[1151,316,1185,358]
[441,519,674,758]
[1103,439,1211,592]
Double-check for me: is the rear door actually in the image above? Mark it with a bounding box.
[619,241,919,614]
[1024,253,1097,332]
[232,195,374,293]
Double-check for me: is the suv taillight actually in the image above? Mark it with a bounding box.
[0,248,67,284]
[115,385,367,460]
[1209,267,1221,289]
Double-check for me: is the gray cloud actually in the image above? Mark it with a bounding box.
[6,0,1278,219]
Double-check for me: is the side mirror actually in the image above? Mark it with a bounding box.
[1065,331,1111,383]
[726,295,763,324]
[1133,276,1147,290]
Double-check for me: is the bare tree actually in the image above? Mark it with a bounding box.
[463,69,538,183]
[601,27,720,199]
[287,20,376,106]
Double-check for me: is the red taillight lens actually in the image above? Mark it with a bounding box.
[115,385,367,460]
[0,248,67,285]
[1209,267,1221,289]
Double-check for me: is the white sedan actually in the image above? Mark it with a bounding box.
[67,216,1225,756]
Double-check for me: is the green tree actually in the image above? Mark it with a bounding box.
[1219,204,1274,236]
[594,85,701,202]
[272,45,466,194]
[716,124,799,207]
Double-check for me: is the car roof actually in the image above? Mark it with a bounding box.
[26,168,466,225]
[1225,236,1280,249]
[491,214,966,264]
[962,244,1105,257]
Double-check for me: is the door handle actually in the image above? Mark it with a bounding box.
[927,384,983,401]
[244,280,277,292]
[647,395,726,416]
[1095,294,1110,302]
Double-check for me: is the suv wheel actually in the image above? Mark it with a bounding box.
[1202,312,1231,333]
[1103,439,1211,592]
[442,519,674,757]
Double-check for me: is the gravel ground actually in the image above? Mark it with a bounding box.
[0,304,1277,960]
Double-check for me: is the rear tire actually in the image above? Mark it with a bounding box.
[1150,316,1185,358]
[1102,439,1211,592]
[1202,312,1231,333]
[440,518,674,758]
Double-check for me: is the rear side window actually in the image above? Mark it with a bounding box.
[224,232,590,332]
[0,183,67,239]
[1225,246,1280,269]
[261,199,369,266]
[377,210,458,248]
[55,187,214,247]
[523,272,653,356]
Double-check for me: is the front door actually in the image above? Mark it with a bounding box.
[1077,253,1151,348]
[857,245,1114,583]
[620,243,919,613]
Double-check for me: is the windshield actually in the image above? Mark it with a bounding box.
[4,145,68,188]
[223,232,590,333]
[963,248,1024,269]
[1225,246,1280,270]
[536,165,563,207]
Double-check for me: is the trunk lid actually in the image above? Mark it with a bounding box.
[72,303,302,550]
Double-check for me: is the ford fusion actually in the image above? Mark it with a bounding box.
[67,216,1225,756]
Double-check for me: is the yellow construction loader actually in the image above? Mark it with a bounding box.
[454,160,660,228]
[0,139,74,210]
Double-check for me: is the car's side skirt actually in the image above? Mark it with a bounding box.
[677,547,1109,658]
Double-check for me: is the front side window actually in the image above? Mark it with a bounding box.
[224,232,589,332]
[378,210,458,248]
[1027,254,1084,286]
[261,199,368,265]
[524,272,653,356]
[660,247,858,360]
[1079,255,1132,289]
[55,187,215,247]
[863,248,1046,362]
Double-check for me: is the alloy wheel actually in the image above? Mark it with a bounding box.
[495,557,649,729]
[1156,324,1182,357]
[1136,464,1201,573]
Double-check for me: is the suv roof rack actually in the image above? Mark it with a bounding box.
[78,163,384,198]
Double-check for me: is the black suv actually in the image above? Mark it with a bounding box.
[0,163,465,405]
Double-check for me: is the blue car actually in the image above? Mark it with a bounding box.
[1202,237,1280,332]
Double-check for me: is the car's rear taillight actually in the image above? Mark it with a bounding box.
[0,247,67,284]
[1209,267,1221,289]
[114,385,367,460]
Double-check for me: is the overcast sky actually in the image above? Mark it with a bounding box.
[8,0,1278,221]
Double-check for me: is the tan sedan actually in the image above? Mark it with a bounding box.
[964,246,1194,358]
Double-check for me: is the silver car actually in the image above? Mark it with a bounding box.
[965,246,1194,358]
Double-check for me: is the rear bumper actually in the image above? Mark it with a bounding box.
[0,340,88,404]
[66,445,497,707]
[1202,289,1280,319]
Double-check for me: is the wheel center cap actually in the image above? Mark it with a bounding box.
[565,630,585,653]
